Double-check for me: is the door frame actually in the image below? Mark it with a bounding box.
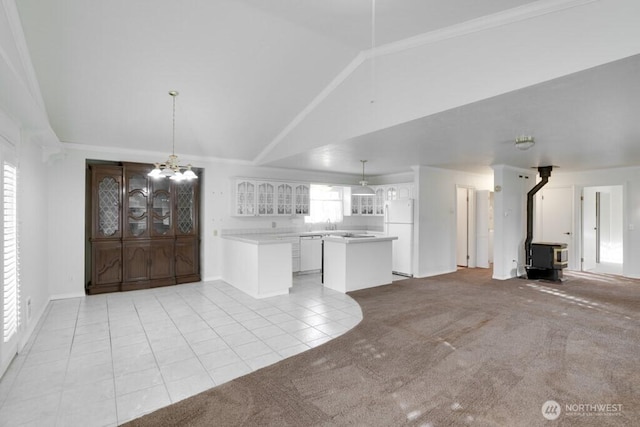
[455,185,476,268]
[580,185,625,274]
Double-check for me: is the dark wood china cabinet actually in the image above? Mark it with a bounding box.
[87,161,200,294]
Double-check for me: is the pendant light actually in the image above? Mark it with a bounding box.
[352,160,375,195]
[351,2,377,197]
[148,90,198,181]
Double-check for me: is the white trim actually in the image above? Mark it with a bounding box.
[414,268,458,279]
[3,0,48,112]
[370,0,597,59]
[50,292,85,300]
[61,141,253,166]
[255,0,598,165]
[18,296,49,352]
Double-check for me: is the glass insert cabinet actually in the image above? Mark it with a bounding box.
[88,161,200,294]
[234,179,309,216]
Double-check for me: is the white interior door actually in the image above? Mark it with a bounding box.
[540,187,573,265]
[456,187,469,267]
[582,188,597,271]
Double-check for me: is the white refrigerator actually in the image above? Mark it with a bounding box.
[384,199,414,277]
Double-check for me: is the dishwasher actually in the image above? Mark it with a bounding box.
[299,235,323,272]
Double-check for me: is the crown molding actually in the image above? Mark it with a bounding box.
[3,0,48,115]
[368,0,598,59]
[61,141,253,166]
[255,0,598,166]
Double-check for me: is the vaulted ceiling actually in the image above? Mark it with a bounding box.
[14,0,640,176]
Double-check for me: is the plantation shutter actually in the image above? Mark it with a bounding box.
[3,162,17,343]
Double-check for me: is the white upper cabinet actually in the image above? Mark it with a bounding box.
[234,178,309,216]
[257,182,275,215]
[347,182,414,216]
[294,183,310,215]
[276,183,293,215]
[235,180,256,216]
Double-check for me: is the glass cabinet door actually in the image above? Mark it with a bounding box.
[127,172,148,237]
[363,195,374,215]
[277,183,293,215]
[375,188,385,215]
[257,182,275,215]
[96,175,121,238]
[176,181,196,235]
[295,184,310,215]
[152,178,172,236]
[236,180,256,215]
[351,195,360,215]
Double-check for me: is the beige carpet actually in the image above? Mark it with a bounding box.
[124,269,639,426]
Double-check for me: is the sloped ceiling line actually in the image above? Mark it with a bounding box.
[1,0,58,145]
[3,0,47,119]
[253,0,598,167]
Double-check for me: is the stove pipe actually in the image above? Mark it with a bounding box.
[525,166,553,266]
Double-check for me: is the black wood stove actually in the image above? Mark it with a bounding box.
[524,166,568,282]
[526,242,568,281]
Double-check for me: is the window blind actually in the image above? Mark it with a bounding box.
[3,162,18,343]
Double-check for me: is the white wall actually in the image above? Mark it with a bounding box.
[45,146,371,294]
[542,167,640,278]
[0,110,51,355]
[492,165,535,280]
[0,0,61,367]
[413,166,492,278]
[16,133,50,346]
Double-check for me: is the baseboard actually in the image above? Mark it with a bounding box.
[492,274,516,280]
[413,268,456,279]
[202,275,222,282]
[18,296,51,352]
[50,292,86,300]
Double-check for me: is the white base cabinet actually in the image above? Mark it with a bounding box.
[300,236,322,272]
[222,238,292,298]
[323,237,395,293]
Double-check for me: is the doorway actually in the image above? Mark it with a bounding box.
[456,186,475,268]
[582,186,623,275]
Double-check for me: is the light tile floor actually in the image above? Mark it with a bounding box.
[0,274,362,426]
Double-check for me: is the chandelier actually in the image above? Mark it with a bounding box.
[148,90,198,180]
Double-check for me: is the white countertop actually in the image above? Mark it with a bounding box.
[323,235,397,244]
[221,234,286,245]
[222,230,386,245]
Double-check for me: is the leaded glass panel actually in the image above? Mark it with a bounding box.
[177,182,194,234]
[98,177,119,236]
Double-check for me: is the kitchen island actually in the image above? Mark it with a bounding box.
[221,235,292,298]
[323,234,398,293]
